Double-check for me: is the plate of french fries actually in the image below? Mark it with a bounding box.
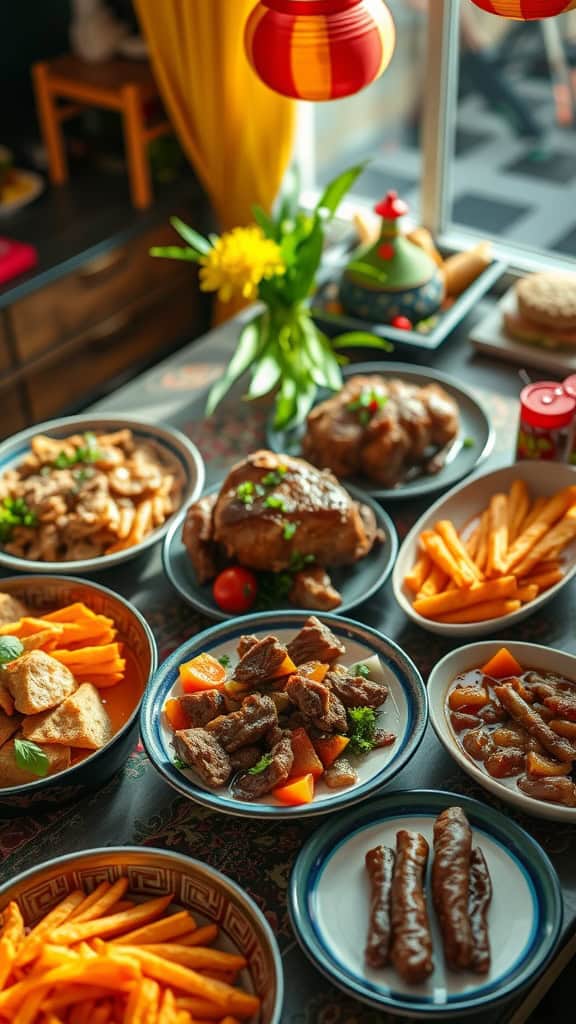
[393,461,576,637]
[0,845,283,1023]
[0,416,205,573]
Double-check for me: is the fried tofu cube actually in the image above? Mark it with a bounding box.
[22,683,112,750]
[0,738,70,788]
[3,651,77,715]
[0,592,28,627]
[0,709,20,748]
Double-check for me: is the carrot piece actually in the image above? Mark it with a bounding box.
[179,654,226,694]
[448,687,489,710]
[313,735,350,768]
[271,653,297,679]
[121,944,246,972]
[437,599,521,624]
[272,773,315,806]
[298,662,329,684]
[81,672,125,689]
[403,552,432,595]
[43,603,100,622]
[51,644,122,666]
[164,699,190,732]
[481,648,524,679]
[464,526,480,561]
[0,618,64,638]
[526,750,571,777]
[289,729,324,780]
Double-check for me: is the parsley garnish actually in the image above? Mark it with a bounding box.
[462,437,475,449]
[264,494,287,511]
[0,636,23,665]
[354,663,370,678]
[289,551,315,572]
[0,498,38,542]
[173,757,188,770]
[347,388,388,428]
[261,466,287,487]
[14,739,49,778]
[218,654,231,668]
[248,753,274,775]
[283,521,298,541]
[236,481,255,506]
[53,432,102,469]
[347,707,378,756]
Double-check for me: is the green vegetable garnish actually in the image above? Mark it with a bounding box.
[261,467,287,487]
[289,551,315,572]
[264,494,287,511]
[0,636,23,665]
[248,753,274,775]
[173,757,188,770]
[255,571,293,610]
[236,481,255,505]
[53,432,102,469]
[354,663,370,678]
[347,388,388,427]
[347,707,378,756]
[283,521,298,541]
[218,654,231,668]
[462,437,475,449]
[0,498,38,542]
[14,738,49,778]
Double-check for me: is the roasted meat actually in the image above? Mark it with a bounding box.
[288,567,342,611]
[324,757,358,788]
[173,728,231,787]
[302,375,459,488]
[182,494,219,585]
[234,636,290,685]
[234,731,294,800]
[206,693,277,752]
[237,634,259,658]
[285,674,348,733]
[229,746,263,770]
[286,616,345,666]
[327,666,389,709]
[179,691,225,728]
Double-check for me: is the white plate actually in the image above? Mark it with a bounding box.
[289,790,562,1018]
[428,640,576,823]
[140,612,428,819]
[393,460,576,637]
[470,285,576,374]
[0,170,44,215]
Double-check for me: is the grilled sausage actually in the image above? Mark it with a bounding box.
[365,845,395,968]
[390,830,434,984]
[469,847,492,974]
[432,807,474,971]
[494,685,576,763]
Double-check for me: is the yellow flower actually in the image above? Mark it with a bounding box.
[199,226,285,303]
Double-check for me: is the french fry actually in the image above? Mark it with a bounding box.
[49,895,174,947]
[435,519,483,581]
[513,507,576,577]
[420,531,475,588]
[159,988,177,1024]
[516,584,539,603]
[505,488,576,571]
[126,944,246,972]
[72,879,129,924]
[403,553,432,595]
[41,985,117,1012]
[112,911,196,947]
[126,500,153,547]
[0,902,24,990]
[520,568,564,592]
[474,510,490,573]
[13,985,48,1024]
[124,976,159,1024]
[437,599,521,624]
[15,891,85,966]
[174,996,223,1019]
[413,577,518,619]
[487,493,508,577]
[69,883,111,922]
[418,563,449,597]
[521,496,546,533]
[465,525,480,560]
[105,901,134,915]
[0,956,140,1017]
[177,926,219,947]
[507,480,530,545]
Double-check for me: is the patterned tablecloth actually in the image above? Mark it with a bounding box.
[1,307,575,1024]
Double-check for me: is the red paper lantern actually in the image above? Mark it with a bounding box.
[245,0,396,102]
[468,0,576,18]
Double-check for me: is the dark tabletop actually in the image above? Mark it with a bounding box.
[1,299,574,1024]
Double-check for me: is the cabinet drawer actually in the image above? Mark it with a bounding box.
[11,221,192,361]
[26,281,198,422]
[0,313,12,374]
[0,390,27,440]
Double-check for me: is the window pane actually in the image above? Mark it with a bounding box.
[306,0,428,213]
[448,3,576,260]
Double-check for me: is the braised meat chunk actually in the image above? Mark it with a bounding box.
[324,757,358,788]
[327,666,388,709]
[179,691,225,729]
[518,775,576,807]
[237,634,260,659]
[286,615,345,666]
[182,494,219,585]
[288,567,342,611]
[285,674,348,733]
[173,728,231,787]
[234,636,290,685]
[206,693,277,752]
[229,746,263,771]
[234,731,294,800]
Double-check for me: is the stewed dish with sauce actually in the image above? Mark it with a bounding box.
[447,647,576,808]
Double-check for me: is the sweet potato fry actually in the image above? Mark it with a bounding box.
[474,510,490,573]
[126,944,246,972]
[505,488,576,571]
[0,956,140,1017]
[418,562,449,597]
[15,891,85,966]
[0,902,24,990]
[413,576,517,618]
[174,997,223,1019]
[464,525,480,560]
[177,926,219,948]
[507,480,530,545]
[68,884,111,922]
[72,879,129,924]
[435,519,483,581]
[13,985,48,1024]
[112,911,196,947]
[403,553,432,595]
[513,507,576,578]
[41,985,117,1012]
[437,599,521,624]
[516,584,539,603]
[520,569,563,593]
[158,988,177,1024]
[487,493,508,577]
[420,531,476,588]
[49,894,173,945]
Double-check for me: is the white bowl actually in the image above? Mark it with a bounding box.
[428,640,576,823]
[393,461,576,638]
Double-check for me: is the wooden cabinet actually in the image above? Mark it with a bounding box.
[0,392,27,439]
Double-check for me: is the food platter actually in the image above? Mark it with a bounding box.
[163,481,398,619]
[289,789,562,1018]
[266,363,494,502]
[140,612,428,819]
[393,461,576,637]
[470,286,576,374]
[429,641,576,823]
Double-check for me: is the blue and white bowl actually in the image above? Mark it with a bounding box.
[289,789,563,1018]
[0,415,205,574]
[140,611,428,820]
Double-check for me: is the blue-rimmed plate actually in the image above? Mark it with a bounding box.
[266,363,495,502]
[140,612,428,820]
[0,415,205,574]
[162,482,398,620]
[289,789,563,1018]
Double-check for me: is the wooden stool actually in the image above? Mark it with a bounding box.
[32,55,172,209]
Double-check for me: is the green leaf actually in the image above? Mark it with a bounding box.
[13,739,49,778]
[248,752,274,775]
[248,349,282,399]
[0,636,23,665]
[277,164,301,223]
[347,706,378,756]
[252,205,276,239]
[291,218,324,299]
[169,217,211,255]
[273,375,298,429]
[206,318,266,416]
[299,317,342,391]
[331,332,394,352]
[315,164,367,221]
[149,246,201,262]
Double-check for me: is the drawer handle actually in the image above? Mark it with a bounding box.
[77,249,128,284]
[84,309,137,349]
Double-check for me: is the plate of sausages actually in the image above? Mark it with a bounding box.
[289,790,562,1017]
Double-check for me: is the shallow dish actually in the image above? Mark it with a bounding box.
[266,362,494,502]
[393,461,576,637]
[428,640,576,823]
[0,415,205,574]
[470,285,576,375]
[0,575,156,813]
[289,788,562,1019]
[140,611,427,819]
[0,845,283,1024]
[163,482,398,620]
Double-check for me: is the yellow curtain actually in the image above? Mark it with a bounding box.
[134,0,295,231]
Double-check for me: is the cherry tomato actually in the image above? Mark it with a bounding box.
[213,566,258,614]
[391,314,413,330]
